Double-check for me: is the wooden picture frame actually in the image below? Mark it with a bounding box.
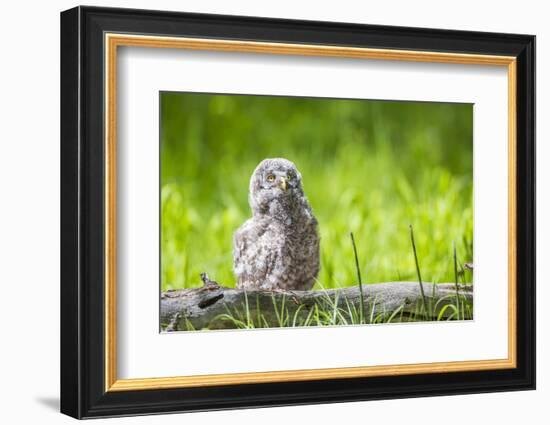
[60,5,535,419]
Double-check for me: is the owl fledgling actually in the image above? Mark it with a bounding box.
[233,158,320,291]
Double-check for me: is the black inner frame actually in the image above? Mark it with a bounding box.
[60,6,535,419]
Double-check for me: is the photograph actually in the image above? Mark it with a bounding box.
[159,92,474,332]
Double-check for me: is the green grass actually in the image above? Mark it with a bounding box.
[203,295,473,331]
[173,285,473,331]
[161,92,473,291]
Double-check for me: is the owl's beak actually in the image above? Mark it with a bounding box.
[279,177,288,192]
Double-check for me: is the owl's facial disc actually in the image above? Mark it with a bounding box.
[249,158,304,216]
[264,170,297,195]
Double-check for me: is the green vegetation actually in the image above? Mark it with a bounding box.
[179,292,473,331]
[161,92,473,292]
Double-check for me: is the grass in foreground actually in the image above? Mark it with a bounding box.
[171,227,473,332]
[176,288,473,331]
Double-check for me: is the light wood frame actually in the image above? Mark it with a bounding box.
[104,33,517,392]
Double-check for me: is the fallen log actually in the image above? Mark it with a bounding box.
[161,276,473,331]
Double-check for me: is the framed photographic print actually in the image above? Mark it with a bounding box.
[60,6,535,419]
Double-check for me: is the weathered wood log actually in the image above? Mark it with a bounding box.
[161,278,473,331]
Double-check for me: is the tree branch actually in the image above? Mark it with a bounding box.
[161,281,473,331]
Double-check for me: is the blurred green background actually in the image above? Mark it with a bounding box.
[161,92,473,291]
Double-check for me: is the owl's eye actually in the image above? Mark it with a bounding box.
[286,173,293,180]
[267,174,275,182]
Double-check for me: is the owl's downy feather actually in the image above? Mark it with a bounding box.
[233,158,320,290]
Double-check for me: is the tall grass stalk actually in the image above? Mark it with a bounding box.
[409,225,429,318]
[350,232,366,324]
[453,242,461,319]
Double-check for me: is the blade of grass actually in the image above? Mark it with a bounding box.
[350,232,366,324]
[409,225,429,319]
[243,290,251,327]
[453,242,461,315]
[292,304,306,327]
[437,304,458,321]
[387,305,404,323]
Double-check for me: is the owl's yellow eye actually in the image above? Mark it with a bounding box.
[267,174,275,182]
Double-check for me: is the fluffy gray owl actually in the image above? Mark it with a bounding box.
[233,158,320,291]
